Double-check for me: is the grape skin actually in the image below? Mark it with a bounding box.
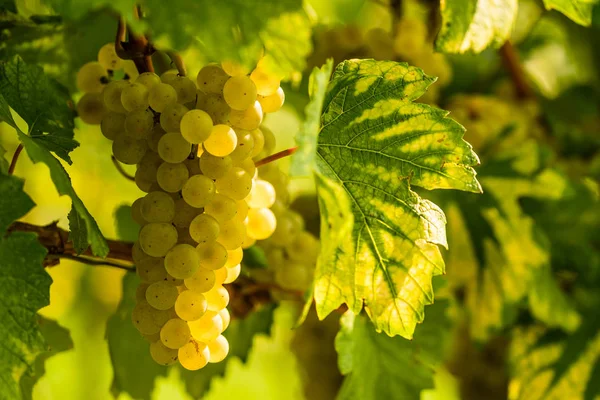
[77,62,108,93]
[77,93,107,125]
[139,222,178,257]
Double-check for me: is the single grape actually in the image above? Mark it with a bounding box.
[136,72,162,89]
[77,61,108,93]
[121,82,149,112]
[205,193,237,222]
[131,198,146,225]
[160,103,189,132]
[216,219,246,250]
[161,70,179,84]
[196,92,230,124]
[224,263,241,284]
[156,162,189,193]
[204,285,229,312]
[175,290,208,321]
[158,132,192,163]
[225,247,243,268]
[286,231,319,262]
[180,109,213,144]
[178,340,210,370]
[140,191,175,223]
[103,80,130,113]
[139,222,178,257]
[147,125,166,152]
[199,153,232,179]
[77,93,107,124]
[249,129,265,157]
[258,87,285,113]
[124,109,154,139]
[184,267,216,293]
[196,64,229,94]
[250,66,280,96]
[160,318,191,349]
[221,60,250,76]
[215,167,253,200]
[97,43,123,70]
[223,75,258,110]
[246,180,276,208]
[146,280,179,310]
[196,241,228,270]
[164,243,201,279]
[136,151,162,182]
[181,174,216,208]
[100,112,125,140]
[169,75,197,104]
[135,171,154,193]
[132,301,161,334]
[137,256,169,282]
[188,311,223,342]
[112,135,147,164]
[229,129,255,162]
[261,125,277,155]
[207,335,229,363]
[150,340,178,365]
[172,198,201,228]
[204,125,237,157]
[246,208,277,240]
[189,214,220,244]
[149,83,178,112]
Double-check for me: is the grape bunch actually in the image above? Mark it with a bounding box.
[76,45,286,369]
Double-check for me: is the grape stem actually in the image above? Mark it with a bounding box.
[113,11,155,73]
[499,41,533,99]
[166,51,187,77]
[255,146,299,167]
[8,144,23,175]
[111,155,135,181]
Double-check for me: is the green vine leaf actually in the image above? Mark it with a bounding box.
[0,173,34,233]
[68,206,88,254]
[542,0,598,26]
[0,144,8,174]
[0,55,78,163]
[313,59,480,338]
[435,0,518,53]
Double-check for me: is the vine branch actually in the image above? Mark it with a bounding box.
[8,144,23,175]
[499,41,533,99]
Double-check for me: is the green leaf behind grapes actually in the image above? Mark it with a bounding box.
[290,59,333,177]
[0,55,78,163]
[335,300,451,400]
[67,206,88,254]
[542,0,599,26]
[113,204,139,243]
[313,59,480,338]
[435,0,518,53]
[0,144,8,174]
[0,172,34,233]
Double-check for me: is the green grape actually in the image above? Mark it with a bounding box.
[132,241,148,264]
[196,241,228,270]
[97,43,123,70]
[184,158,202,176]
[136,151,162,182]
[204,125,237,157]
[76,61,108,93]
[140,191,175,223]
[199,153,232,179]
[139,222,178,257]
[250,65,280,96]
[221,60,250,76]
[161,70,179,84]
[137,256,168,282]
[131,198,146,225]
[196,64,229,94]
[235,200,249,222]
[246,208,277,240]
[269,212,300,246]
[261,126,277,155]
[169,76,197,104]
[275,261,313,291]
[112,135,147,164]
[146,280,179,310]
[178,340,210,371]
[188,311,223,342]
[149,83,178,112]
[258,87,285,113]
[136,283,150,302]
[175,290,208,321]
[215,167,253,200]
[207,335,229,363]
[103,80,130,113]
[196,92,231,124]
[135,170,154,193]
[204,285,229,312]
[229,129,255,162]
[136,72,162,89]
[184,267,216,293]
[147,125,166,152]
[124,109,154,139]
[182,174,216,208]
[249,129,265,157]
[150,340,178,366]
[100,112,125,140]
[121,82,149,112]
[160,103,189,132]
[158,132,192,163]
[235,157,257,177]
[156,162,189,193]
[205,193,237,222]
[223,263,241,284]
[172,198,201,228]
[180,110,213,144]
[77,93,107,124]
[160,318,191,349]
[214,267,227,286]
[223,75,257,110]
[225,247,243,268]
[123,59,139,80]
[246,180,276,208]
[286,231,319,262]
[189,214,220,244]
[216,218,245,250]
[151,305,177,327]
[164,244,200,279]
[219,308,230,330]
[132,301,161,334]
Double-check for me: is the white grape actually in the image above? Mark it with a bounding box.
[223,75,257,110]
[196,64,229,94]
[149,83,178,112]
[140,191,175,223]
[97,43,123,70]
[77,93,107,125]
[112,135,147,164]
[164,243,200,279]
[204,125,237,157]
[139,222,178,257]
[121,82,149,112]
[189,214,220,244]
[77,61,108,93]
[180,110,213,144]
[160,103,189,132]
[181,174,216,208]
[158,132,192,163]
[156,162,189,193]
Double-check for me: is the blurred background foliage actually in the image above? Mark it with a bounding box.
[1,0,599,399]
